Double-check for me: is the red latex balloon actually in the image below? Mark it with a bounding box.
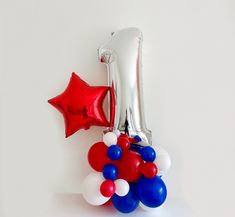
[48,73,109,137]
[100,180,116,197]
[117,137,130,151]
[116,150,143,182]
[141,162,158,178]
[88,142,110,172]
[129,137,137,144]
[119,133,129,139]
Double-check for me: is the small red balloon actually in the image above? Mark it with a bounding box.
[100,180,116,197]
[116,150,143,182]
[117,137,130,151]
[141,162,158,178]
[129,137,137,144]
[119,133,129,139]
[88,142,110,172]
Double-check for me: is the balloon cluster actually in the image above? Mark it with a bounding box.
[82,132,171,213]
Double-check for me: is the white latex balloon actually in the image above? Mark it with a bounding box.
[103,132,117,146]
[153,146,171,176]
[138,140,150,146]
[154,146,168,155]
[82,172,110,206]
[114,179,130,196]
[113,129,121,137]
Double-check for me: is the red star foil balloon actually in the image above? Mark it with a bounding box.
[48,72,109,137]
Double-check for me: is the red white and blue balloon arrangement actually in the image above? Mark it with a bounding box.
[85,132,171,213]
[49,28,171,213]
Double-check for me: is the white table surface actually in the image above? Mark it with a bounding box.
[43,194,191,217]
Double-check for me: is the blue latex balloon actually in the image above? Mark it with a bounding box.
[112,183,139,213]
[107,145,122,160]
[140,146,156,162]
[102,164,118,180]
[137,176,167,208]
[129,143,143,154]
[134,135,142,142]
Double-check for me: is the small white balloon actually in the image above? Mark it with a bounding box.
[114,179,130,196]
[153,146,171,176]
[154,146,168,155]
[113,129,121,137]
[103,132,117,146]
[82,172,110,206]
[138,140,150,146]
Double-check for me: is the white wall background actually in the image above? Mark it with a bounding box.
[1,0,235,217]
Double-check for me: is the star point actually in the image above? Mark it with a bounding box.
[48,73,109,137]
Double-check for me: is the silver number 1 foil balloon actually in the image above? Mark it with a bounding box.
[49,28,171,212]
[99,28,152,144]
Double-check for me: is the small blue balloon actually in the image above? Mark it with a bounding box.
[137,176,167,208]
[112,183,139,213]
[129,143,143,154]
[141,146,156,162]
[102,164,118,180]
[134,135,142,142]
[107,145,122,160]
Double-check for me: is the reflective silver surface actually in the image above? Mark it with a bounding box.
[99,27,151,144]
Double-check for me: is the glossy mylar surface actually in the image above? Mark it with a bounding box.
[99,28,152,144]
